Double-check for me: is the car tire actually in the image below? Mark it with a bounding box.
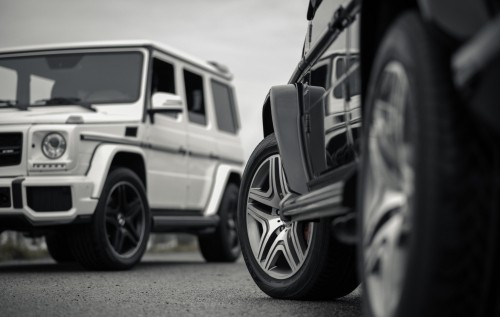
[69,168,151,270]
[45,232,75,263]
[238,134,358,300]
[198,183,241,262]
[358,11,497,317]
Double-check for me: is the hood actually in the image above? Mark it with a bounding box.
[0,105,141,125]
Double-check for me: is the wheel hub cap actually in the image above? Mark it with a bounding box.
[245,154,314,280]
[105,181,146,257]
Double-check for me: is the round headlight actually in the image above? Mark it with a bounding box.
[42,133,66,159]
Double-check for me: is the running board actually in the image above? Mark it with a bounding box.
[152,215,219,233]
[281,182,350,222]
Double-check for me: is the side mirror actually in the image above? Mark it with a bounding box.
[150,92,183,114]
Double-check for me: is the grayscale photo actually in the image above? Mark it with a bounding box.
[1,1,499,316]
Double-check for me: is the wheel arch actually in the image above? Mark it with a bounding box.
[262,94,273,137]
[108,152,147,187]
[86,144,147,198]
[204,164,242,217]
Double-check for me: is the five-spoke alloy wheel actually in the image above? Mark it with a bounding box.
[246,153,313,279]
[69,168,150,270]
[238,134,358,300]
[104,181,147,259]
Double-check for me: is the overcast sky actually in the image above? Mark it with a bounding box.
[0,0,309,159]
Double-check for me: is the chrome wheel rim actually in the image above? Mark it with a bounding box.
[246,154,314,280]
[362,61,414,317]
[105,181,146,258]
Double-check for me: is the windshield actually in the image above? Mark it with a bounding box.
[0,51,144,108]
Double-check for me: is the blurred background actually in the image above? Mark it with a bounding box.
[0,0,309,260]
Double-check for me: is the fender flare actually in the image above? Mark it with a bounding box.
[204,164,242,216]
[86,144,147,198]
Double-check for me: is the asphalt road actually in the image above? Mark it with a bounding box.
[0,252,361,317]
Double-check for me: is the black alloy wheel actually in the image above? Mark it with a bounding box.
[69,168,150,270]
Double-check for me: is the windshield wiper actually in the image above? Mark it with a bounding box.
[0,99,28,111]
[33,97,96,112]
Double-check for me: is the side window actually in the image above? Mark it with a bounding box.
[333,58,345,98]
[183,69,206,125]
[310,64,328,89]
[333,56,361,99]
[211,80,239,134]
[151,58,175,95]
[347,56,361,98]
[151,58,176,118]
[31,74,55,103]
[0,66,17,102]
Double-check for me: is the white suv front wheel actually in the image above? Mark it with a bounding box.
[69,167,151,270]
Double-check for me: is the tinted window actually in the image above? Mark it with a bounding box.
[211,80,239,134]
[310,64,328,89]
[151,59,177,118]
[151,59,175,94]
[333,56,360,99]
[0,66,17,102]
[183,70,206,125]
[333,58,345,98]
[0,52,143,105]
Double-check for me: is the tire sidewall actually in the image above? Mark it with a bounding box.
[359,12,454,317]
[218,183,241,260]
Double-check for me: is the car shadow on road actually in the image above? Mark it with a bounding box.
[242,289,362,317]
[0,261,84,273]
[0,254,208,273]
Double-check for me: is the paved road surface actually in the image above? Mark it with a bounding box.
[0,252,361,317]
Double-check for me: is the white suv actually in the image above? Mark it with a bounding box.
[0,41,244,270]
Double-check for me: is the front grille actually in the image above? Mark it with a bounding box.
[27,186,72,212]
[0,133,23,167]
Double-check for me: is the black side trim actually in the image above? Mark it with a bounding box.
[81,134,142,146]
[152,215,219,233]
[151,209,203,217]
[81,133,243,165]
[12,178,24,209]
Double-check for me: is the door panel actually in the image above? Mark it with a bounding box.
[145,113,188,209]
[145,55,188,209]
[182,68,217,210]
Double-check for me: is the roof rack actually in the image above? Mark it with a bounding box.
[207,61,230,74]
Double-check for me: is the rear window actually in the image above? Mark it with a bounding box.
[211,80,239,134]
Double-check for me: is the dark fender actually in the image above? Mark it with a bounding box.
[269,84,327,195]
[269,85,309,195]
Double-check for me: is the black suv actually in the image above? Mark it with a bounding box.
[237,1,500,316]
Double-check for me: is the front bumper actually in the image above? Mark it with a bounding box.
[0,175,98,229]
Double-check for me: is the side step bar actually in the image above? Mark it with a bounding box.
[152,215,219,233]
[281,182,350,222]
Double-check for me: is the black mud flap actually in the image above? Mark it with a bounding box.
[269,84,326,195]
